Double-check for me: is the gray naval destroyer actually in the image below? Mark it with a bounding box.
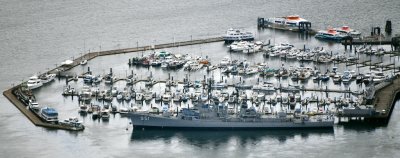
[130,103,334,130]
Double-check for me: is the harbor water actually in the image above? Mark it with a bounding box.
[1,0,400,157]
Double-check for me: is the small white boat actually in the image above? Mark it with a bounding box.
[100,109,110,121]
[162,92,172,102]
[333,73,342,84]
[119,107,130,116]
[143,91,153,101]
[373,72,386,83]
[219,57,231,66]
[342,71,352,83]
[135,92,143,101]
[59,117,84,130]
[124,92,132,101]
[79,104,89,113]
[28,100,40,111]
[80,59,88,65]
[116,92,124,100]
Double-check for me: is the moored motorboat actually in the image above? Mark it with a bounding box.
[101,109,110,121]
[27,75,43,90]
[40,73,56,84]
[59,117,85,130]
[39,107,59,123]
[315,28,349,41]
[342,70,353,83]
[28,100,40,112]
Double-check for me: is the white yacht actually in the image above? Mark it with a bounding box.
[264,15,309,30]
[223,28,254,42]
[40,73,56,84]
[27,75,43,90]
[80,59,88,65]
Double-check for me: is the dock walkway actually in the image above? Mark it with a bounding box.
[3,87,83,131]
[370,76,400,123]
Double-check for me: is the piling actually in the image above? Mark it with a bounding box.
[385,20,392,34]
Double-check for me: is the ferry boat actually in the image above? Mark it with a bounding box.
[315,28,349,41]
[27,75,43,90]
[222,28,254,42]
[264,15,310,30]
[335,26,361,39]
[129,103,334,130]
[39,107,59,123]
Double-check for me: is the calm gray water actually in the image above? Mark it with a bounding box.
[1,0,400,157]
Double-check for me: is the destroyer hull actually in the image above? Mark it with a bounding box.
[130,113,334,130]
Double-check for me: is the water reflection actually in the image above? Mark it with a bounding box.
[131,129,333,147]
[339,123,385,132]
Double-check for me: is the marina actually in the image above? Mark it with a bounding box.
[2,0,400,157]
